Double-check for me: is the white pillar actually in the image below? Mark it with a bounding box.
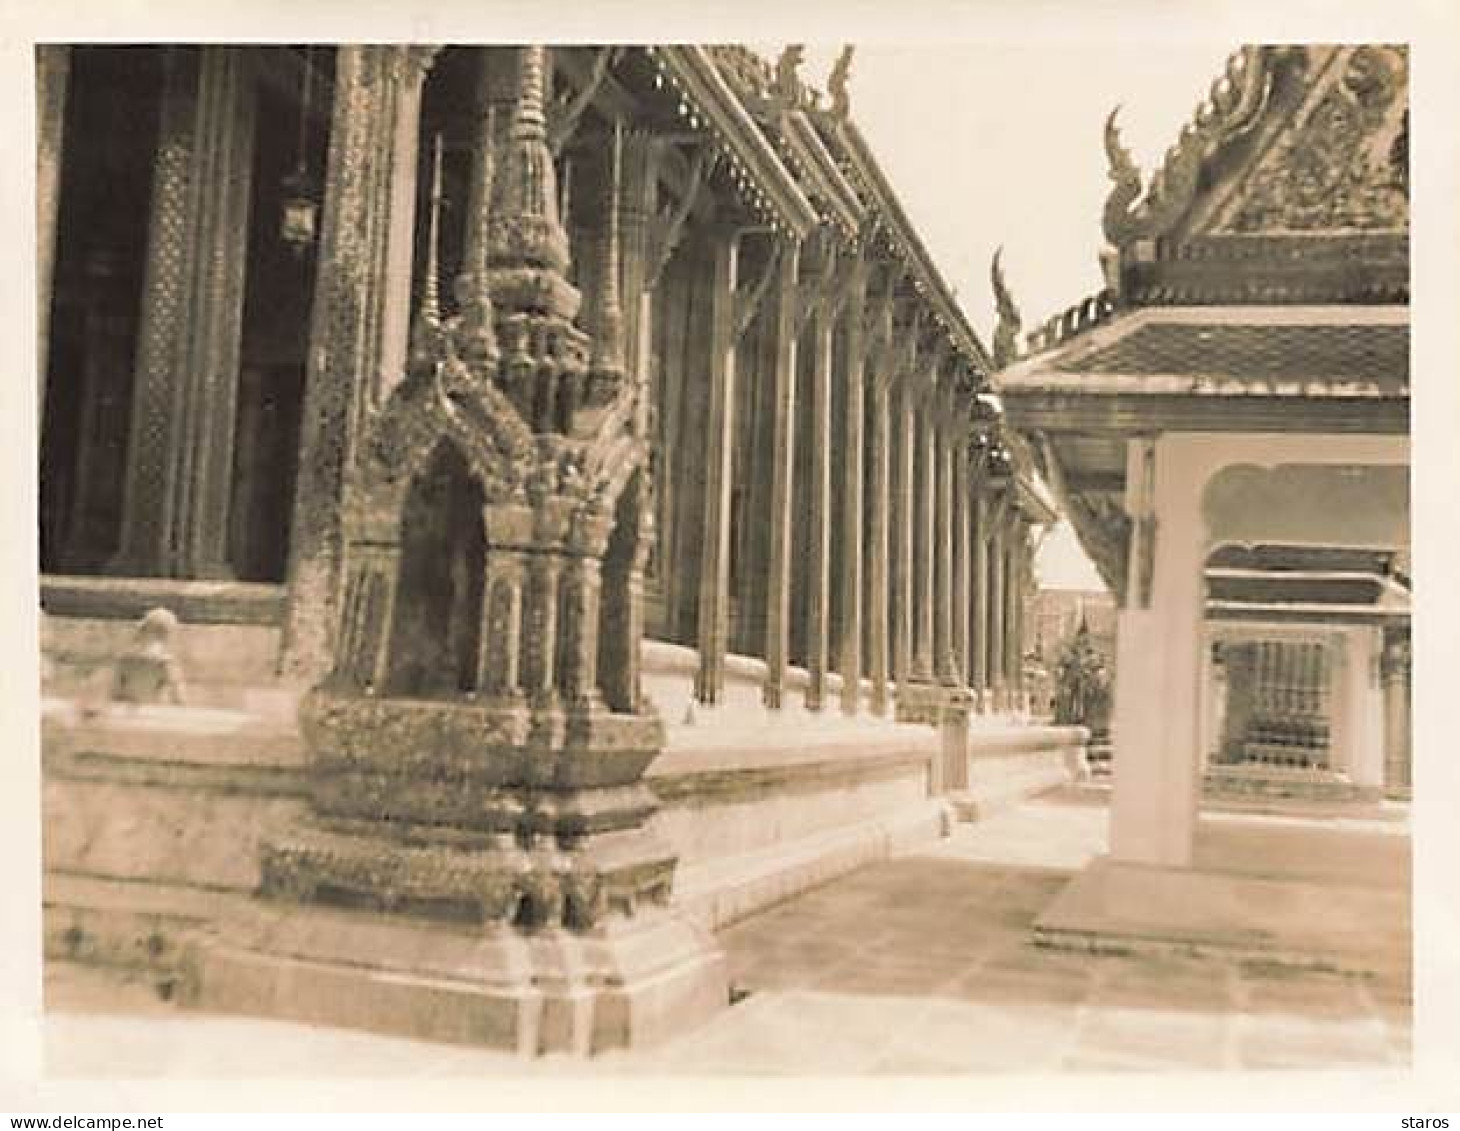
[1327,630,1351,773]
[1109,435,1206,869]
[1342,625,1386,789]
[1198,633,1219,773]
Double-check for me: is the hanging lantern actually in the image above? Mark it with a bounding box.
[280,45,319,256]
[280,168,319,254]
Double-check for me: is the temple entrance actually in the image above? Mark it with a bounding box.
[39,46,333,585]
[39,47,163,574]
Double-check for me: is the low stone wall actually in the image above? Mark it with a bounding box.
[950,721,1090,822]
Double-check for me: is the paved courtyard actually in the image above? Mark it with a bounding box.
[43,789,1411,1076]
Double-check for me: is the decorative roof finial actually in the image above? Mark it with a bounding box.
[990,246,1022,370]
[775,44,805,102]
[1101,106,1146,247]
[828,45,854,119]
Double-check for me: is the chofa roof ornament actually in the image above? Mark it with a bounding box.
[828,45,854,120]
[774,44,806,103]
[1101,45,1272,248]
[990,246,1023,370]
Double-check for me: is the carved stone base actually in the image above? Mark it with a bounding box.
[259,819,676,931]
[180,897,727,1054]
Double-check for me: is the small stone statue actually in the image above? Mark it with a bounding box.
[111,607,187,706]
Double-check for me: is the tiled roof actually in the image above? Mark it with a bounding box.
[1053,323,1408,389]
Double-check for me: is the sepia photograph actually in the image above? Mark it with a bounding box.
[7,2,1460,1116]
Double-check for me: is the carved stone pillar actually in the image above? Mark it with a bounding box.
[804,271,835,711]
[892,378,915,691]
[110,46,256,581]
[600,133,657,715]
[762,240,800,708]
[36,45,70,413]
[866,375,892,716]
[282,46,430,679]
[838,264,867,714]
[694,228,739,705]
[972,492,990,709]
[374,52,430,406]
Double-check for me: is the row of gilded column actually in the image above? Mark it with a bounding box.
[683,227,1036,718]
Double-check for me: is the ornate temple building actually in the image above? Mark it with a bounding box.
[37,44,1076,1052]
[996,45,1410,964]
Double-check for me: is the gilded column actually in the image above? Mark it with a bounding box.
[913,400,937,682]
[762,240,801,708]
[111,46,256,581]
[934,394,957,685]
[36,45,70,412]
[838,262,868,714]
[892,375,916,691]
[620,130,659,394]
[866,372,892,716]
[971,492,990,709]
[1003,517,1023,707]
[804,262,835,712]
[952,435,971,687]
[281,47,431,679]
[1010,521,1028,707]
[988,512,1006,710]
[694,228,739,705]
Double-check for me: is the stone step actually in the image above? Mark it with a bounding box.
[1203,766,1377,803]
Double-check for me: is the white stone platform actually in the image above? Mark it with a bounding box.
[1033,810,1410,976]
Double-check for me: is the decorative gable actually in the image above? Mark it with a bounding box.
[1213,45,1408,235]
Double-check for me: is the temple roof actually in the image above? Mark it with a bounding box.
[991,44,1411,603]
[1004,307,1408,401]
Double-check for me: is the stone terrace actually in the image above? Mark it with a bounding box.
[44,789,1410,1076]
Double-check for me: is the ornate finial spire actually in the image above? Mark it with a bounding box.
[828,45,854,119]
[489,45,573,279]
[514,43,548,142]
[990,246,1022,370]
[407,132,445,380]
[591,120,625,382]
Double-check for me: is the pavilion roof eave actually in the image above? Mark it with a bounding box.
[778,109,866,237]
[1206,600,1411,626]
[1000,391,1409,438]
[648,45,820,239]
